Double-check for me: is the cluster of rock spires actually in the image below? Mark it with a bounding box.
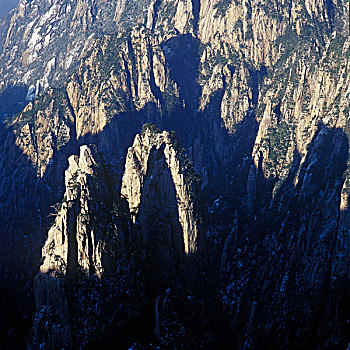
[0,0,349,348]
[30,126,203,348]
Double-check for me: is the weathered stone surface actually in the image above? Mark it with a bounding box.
[122,127,200,256]
[0,0,152,105]
[31,130,203,348]
[40,145,110,278]
[0,0,350,349]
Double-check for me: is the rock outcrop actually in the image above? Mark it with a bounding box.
[0,0,152,120]
[0,0,350,348]
[39,145,111,278]
[122,126,200,255]
[31,145,117,348]
[122,125,202,294]
[31,130,203,348]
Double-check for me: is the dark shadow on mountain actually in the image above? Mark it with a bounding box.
[138,145,191,297]
[325,0,335,28]
[280,124,349,348]
[0,282,30,349]
[191,0,201,33]
[68,33,258,347]
[270,124,348,227]
[221,123,350,349]
[249,64,268,105]
[159,34,201,143]
[0,84,28,121]
[161,35,200,110]
[3,29,341,349]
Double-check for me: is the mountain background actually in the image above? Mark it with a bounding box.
[0,0,349,349]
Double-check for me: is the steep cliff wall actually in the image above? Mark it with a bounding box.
[31,144,118,348]
[0,0,153,120]
[122,126,200,254]
[39,145,112,278]
[31,130,203,348]
[0,0,350,348]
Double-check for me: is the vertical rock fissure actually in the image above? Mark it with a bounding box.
[191,0,201,33]
[66,201,79,284]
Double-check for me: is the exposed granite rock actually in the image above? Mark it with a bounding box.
[31,131,203,348]
[0,0,153,120]
[0,0,350,348]
[30,144,123,348]
[122,126,200,256]
[121,126,203,294]
[40,145,111,278]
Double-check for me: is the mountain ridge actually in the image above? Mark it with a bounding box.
[0,0,349,348]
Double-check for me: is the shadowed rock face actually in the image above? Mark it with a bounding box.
[1,0,350,348]
[31,130,203,348]
[32,145,115,348]
[122,127,203,296]
[122,128,200,256]
[39,130,202,287]
[219,124,350,349]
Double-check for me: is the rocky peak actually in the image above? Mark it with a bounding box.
[122,124,201,257]
[31,127,203,348]
[1,1,350,348]
[0,0,152,120]
[40,145,111,279]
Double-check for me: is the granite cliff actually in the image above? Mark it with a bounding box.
[0,0,349,348]
[30,127,204,348]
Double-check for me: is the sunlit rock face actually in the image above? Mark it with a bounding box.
[31,131,203,348]
[0,0,151,93]
[32,145,117,349]
[30,145,117,348]
[122,126,200,256]
[122,126,203,295]
[1,0,350,348]
[39,145,110,278]
[39,130,202,284]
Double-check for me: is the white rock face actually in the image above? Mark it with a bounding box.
[25,84,36,101]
